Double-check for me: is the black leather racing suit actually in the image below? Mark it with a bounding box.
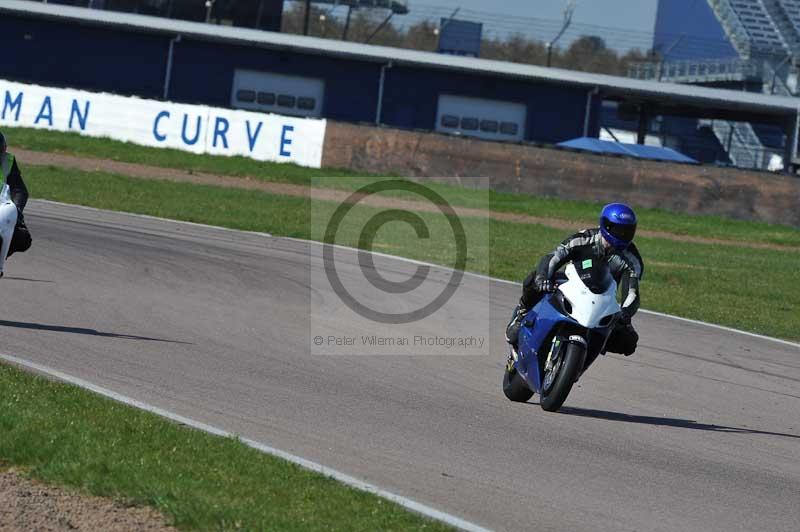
[508,227,643,356]
[2,152,32,257]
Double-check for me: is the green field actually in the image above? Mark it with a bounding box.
[0,363,451,531]
[9,126,800,247]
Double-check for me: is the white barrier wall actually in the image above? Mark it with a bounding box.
[0,79,327,168]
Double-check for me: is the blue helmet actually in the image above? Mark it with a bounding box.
[599,203,637,251]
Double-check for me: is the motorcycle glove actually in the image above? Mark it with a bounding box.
[535,276,555,293]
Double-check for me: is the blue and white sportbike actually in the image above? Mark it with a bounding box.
[503,252,623,412]
[0,184,18,278]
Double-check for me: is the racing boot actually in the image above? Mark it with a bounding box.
[505,300,529,348]
[7,213,31,259]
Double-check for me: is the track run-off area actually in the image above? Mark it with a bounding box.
[2,200,799,532]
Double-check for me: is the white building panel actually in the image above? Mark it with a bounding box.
[231,70,325,118]
[436,94,526,142]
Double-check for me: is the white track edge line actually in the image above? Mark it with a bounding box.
[632,309,800,348]
[0,352,492,532]
[32,199,274,238]
[33,199,800,351]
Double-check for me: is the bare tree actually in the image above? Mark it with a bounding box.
[280,3,651,77]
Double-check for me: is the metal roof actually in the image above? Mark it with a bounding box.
[4,0,800,118]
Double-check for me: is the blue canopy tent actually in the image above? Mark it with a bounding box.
[558,137,697,164]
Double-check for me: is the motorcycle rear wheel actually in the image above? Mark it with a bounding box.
[540,342,586,412]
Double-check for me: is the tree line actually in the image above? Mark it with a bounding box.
[281,3,652,77]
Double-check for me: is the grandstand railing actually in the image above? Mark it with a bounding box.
[763,0,800,54]
[708,0,758,57]
[761,58,796,93]
[720,0,795,55]
[705,119,783,169]
[628,57,763,83]
[777,0,800,37]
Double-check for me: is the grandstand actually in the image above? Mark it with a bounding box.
[630,0,800,170]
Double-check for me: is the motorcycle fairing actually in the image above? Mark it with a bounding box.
[0,184,17,275]
[514,264,621,394]
[516,297,577,393]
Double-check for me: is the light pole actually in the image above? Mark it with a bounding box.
[342,5,353,41]
[546,0,575,67]
[204,0,215,23]
[303,0,312,35]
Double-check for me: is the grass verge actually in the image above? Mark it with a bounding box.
[0,363,451,531]
[26,165,800,341]
[8,126,800,247]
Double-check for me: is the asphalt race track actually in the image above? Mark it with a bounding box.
[3,200,799,532]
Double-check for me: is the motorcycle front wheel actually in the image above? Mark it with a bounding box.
[540,342,586,412]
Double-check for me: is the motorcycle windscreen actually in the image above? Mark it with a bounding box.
[559,263,620,328]
[571,247,614,294]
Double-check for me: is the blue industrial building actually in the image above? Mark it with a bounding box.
[0,1,596,144]
[2,0,799,168]
[0,1,605,145]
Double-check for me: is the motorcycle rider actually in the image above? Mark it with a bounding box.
[506,203,642,356]
[0,132,32,259]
